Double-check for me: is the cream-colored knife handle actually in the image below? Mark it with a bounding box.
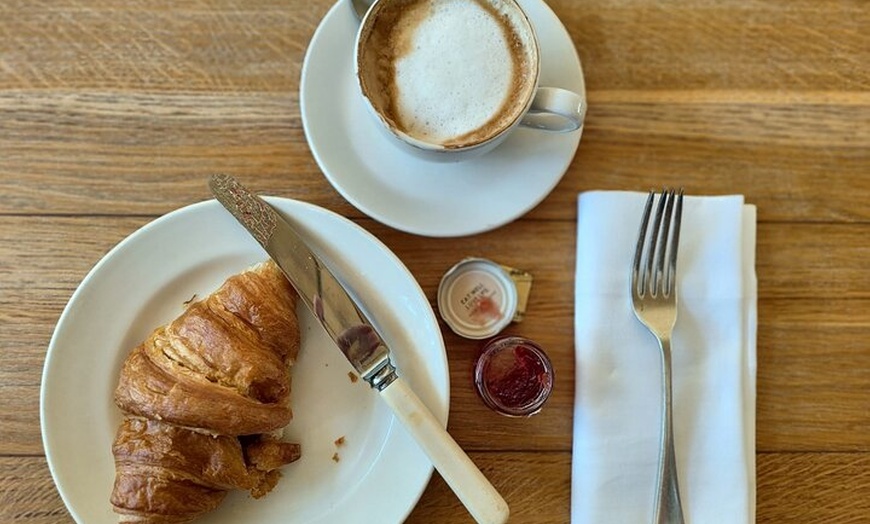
[380,377,510,524]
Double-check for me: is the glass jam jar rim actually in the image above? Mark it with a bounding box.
[473,335,554,417]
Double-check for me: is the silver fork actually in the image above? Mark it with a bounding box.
[630,189,686,524]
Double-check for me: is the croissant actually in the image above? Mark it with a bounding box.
[111,417,301,523]
[115,259,300,435]
[111,260,302,522]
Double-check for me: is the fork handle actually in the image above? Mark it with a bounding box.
[655,337,686,524]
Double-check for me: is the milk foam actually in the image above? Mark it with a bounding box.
[390,0,524,145]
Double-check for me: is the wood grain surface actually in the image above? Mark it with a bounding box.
[1,0,868,523]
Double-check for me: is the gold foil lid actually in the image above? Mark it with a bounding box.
[437,258,532,339]
[500,264,532,322]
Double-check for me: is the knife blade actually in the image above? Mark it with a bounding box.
[209,174,509,524]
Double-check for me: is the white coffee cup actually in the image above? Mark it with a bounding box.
[354,0,586,162]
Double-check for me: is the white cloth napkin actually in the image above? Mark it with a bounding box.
[571,191,757,523]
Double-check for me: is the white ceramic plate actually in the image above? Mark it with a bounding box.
[300,0,586,237]
[40,198,449,524]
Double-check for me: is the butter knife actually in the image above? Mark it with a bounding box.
[209,174,509,524]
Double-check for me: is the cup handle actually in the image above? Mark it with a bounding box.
[519,87,586,132]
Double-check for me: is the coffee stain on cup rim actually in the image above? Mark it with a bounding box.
[355,0,542,152]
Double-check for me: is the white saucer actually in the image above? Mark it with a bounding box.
[300,0,586,237]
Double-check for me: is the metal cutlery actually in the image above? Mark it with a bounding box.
[209,174,509,524]
[630,188,686,524]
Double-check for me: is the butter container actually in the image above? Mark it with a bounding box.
[437,257,532,339]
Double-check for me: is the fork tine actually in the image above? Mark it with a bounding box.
[655,189,676,296]
[665,189,684,296]
[646,189,669,296]
[632,191,655,296]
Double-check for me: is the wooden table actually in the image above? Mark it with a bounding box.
[1,0,867,522]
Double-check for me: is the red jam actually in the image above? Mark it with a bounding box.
[474,336,553,417]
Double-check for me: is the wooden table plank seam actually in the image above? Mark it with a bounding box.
[1,0,868,522]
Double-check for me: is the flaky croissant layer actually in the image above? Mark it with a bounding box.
[111,260,302,523]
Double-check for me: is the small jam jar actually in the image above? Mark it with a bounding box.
[474,335,554,417]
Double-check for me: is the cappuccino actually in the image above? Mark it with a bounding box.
[358,0,538,149]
